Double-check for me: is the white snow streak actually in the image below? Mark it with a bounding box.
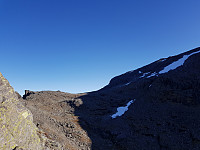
[160,58,167,62]
[146,72,157,78]
[111,99,136,119]
[123,50,200,85]
[140,72,151,78]
[159,50,200,74]
[125,82,131,86]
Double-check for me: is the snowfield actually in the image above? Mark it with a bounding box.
[123,50,200,87]
[159,50,200,74]
[111,99,136,119]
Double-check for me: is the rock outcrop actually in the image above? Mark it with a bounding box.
[0,73,62,150]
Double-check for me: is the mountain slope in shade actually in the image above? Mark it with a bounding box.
[23,47,200,150]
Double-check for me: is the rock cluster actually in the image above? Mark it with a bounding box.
[22,91,91,150]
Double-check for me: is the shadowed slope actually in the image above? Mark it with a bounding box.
[74,47,200,149]
[23,47,200,150]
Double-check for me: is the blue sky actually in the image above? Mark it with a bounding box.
[0,0,200,95]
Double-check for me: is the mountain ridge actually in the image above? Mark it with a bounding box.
[102,47,200,91]
[1,47,200,149]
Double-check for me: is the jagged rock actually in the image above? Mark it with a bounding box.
[15,91,22,99]
[23,90,35,99]
[0,73,63,150]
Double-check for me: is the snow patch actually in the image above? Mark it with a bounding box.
[139,72,151,78]
[111,99,136,119]
[125,82,131,86]
[160,58,167,62]
[139,72,157,79]
[139,50,200,79]
[126,50,200,83]
[159,50,200,74]
[146,72,157,78]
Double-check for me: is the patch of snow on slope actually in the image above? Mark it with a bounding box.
[139,72,151,78]
[111,99,136,119]
[159,50,200,74]
[146,72,157,78]
[160,58,167,62]
[125,82,131,86]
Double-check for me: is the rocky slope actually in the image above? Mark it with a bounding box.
[21,91,91,150]
[21,47,200,150]
[0,73,62,149]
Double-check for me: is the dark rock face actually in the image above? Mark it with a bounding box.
[23,90,35,99]
[23,47,200,150]
[75,47,200,150]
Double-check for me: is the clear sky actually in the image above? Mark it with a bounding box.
[0,0,200,95]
